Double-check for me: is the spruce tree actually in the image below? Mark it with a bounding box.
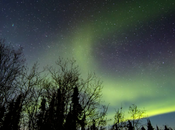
[164,125,169,130]
[37,98,46,130]
[13,94,23,130]
[55,88,64,129]
[147,119,154,130]
[127,120,134,130]
[72,86,80,130]
[65,110,74,130]
[65,86,83,130]
[0,105,5,128]
[141,126,146,130]
[1,94,23,130]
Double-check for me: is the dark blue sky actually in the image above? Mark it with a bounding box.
[1,0,175,127]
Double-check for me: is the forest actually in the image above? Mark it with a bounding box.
[0,39,174,130]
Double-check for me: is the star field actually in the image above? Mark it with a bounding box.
[1,0,175,127]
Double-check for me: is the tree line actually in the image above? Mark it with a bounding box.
[0,39,173,130]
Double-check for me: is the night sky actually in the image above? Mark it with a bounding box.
[1,0,175,127]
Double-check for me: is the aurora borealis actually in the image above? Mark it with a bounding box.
[1,0,175,127]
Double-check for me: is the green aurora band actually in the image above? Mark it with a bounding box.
[46,0,175,120]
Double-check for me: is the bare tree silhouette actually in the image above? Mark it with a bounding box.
[0,39,25,106]
[128,104,145,129]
